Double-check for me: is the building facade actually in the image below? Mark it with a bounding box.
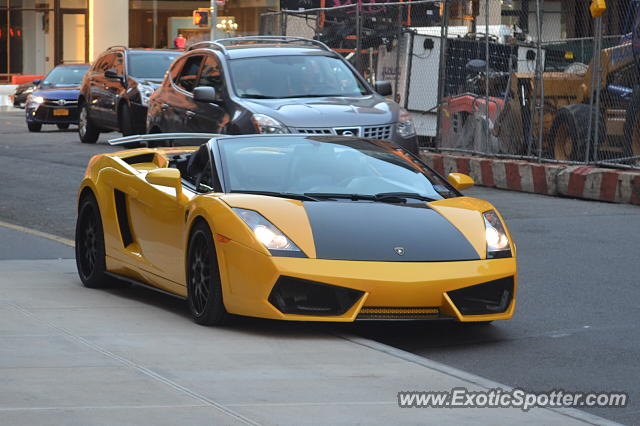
[1,0,276,82]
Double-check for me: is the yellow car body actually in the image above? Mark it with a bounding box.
[76,135,517,324]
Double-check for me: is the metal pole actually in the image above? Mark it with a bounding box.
[394,7,402,100]
[536,0,544,162]
[485,0,490,154]
[152,0,158,48]
[590,17,604,163]
[355,1,362,73]
[435,0,450,145]
[211,0,217,40]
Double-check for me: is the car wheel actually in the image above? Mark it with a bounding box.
[78,104,100,144]
[27,122,42,132]
[57,123,70,130]
[75,193,110,288]
[187,222,229,326]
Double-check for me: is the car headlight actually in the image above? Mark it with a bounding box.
[233,208,302,255]
[27,95,44,105]
[397,108,416,138]
[483,210,512,259]
[138,84,155,106]
[251,114,289,134]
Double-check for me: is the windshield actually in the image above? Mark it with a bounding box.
[228,55,369,99]
[217,136,453,200]
[41,65,89,87]
[127,52,179,80]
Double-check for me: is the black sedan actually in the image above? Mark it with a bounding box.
[26,64,89,132]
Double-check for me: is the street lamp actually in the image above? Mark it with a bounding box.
[217,17,239,35]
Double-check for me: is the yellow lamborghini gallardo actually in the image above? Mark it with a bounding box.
[75,133,516,325]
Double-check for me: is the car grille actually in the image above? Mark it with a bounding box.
[43,99,78,106]
[295,128,333,135]
[293,125,393,140]
[362,125,392,140]
[357,306,440,320]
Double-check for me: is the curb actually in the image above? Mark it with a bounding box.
[420,152,640,206]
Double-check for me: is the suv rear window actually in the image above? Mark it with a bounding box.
[127,52,180,81]
[228,55,369,99]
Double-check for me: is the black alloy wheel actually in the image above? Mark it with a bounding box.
[187,222,228,325]
[75,194,109,288]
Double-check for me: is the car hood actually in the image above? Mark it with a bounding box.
[241,94,400,128]
[32,87,80,100]
[221,194,489,262]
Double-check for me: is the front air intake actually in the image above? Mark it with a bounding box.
[357,307,440,320]
[447,276,514,315]
[268,276,363,316]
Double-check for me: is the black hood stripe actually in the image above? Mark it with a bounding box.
[303,201,480,262]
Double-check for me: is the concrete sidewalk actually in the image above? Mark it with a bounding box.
[0,256,619,426]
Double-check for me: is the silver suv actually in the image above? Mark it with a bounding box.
[147,36,419,154]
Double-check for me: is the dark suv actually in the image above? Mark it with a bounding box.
[146,37,419,153]
[78,47,179,143]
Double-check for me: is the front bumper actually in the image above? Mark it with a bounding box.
[219,240,517,322]
[26,104,79,124]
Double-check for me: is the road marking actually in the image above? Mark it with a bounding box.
[0,220,74,247]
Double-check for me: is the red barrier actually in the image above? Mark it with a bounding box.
[10,75,44,85]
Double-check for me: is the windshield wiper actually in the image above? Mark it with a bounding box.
[304,192,436,203]
[238,94,278,99]
[229,190,319,201]
[373,192,437,203]
[304,193,376,201]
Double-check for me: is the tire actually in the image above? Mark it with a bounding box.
[623,89,640,159]
[57,123,70,130]
[548,104,596,162]
[187,221,229,326]
[27,122,42,132]
[75,193,110,288]
[78,103,100,144]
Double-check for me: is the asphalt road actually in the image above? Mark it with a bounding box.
[1,110,639,424]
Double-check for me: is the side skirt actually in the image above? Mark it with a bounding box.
[105,271,187,300]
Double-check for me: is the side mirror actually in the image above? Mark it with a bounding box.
[146,168,185,200]
[32,79,41,86]
[374,81,392,97]
[447,173,474,191]
[104,69,122,80]
[193,86,217,103]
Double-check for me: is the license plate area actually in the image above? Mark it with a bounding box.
[53,109,69,116]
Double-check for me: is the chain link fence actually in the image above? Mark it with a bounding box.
[261,0,640,170]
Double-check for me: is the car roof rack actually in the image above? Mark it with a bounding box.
[186,36,331,56]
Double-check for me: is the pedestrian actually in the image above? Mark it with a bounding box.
[174,33,187,50]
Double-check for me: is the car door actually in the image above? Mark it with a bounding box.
[103,51,126,128]
[153,56,190,133]
[191,54,231,133]
[172,54,204,132]
[88,53,114,126]
[125,146,218,285]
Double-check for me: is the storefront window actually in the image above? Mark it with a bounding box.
[129,0,278,48]
[0,0,86,82]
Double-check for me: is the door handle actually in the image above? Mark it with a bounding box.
[185,111,196,119]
